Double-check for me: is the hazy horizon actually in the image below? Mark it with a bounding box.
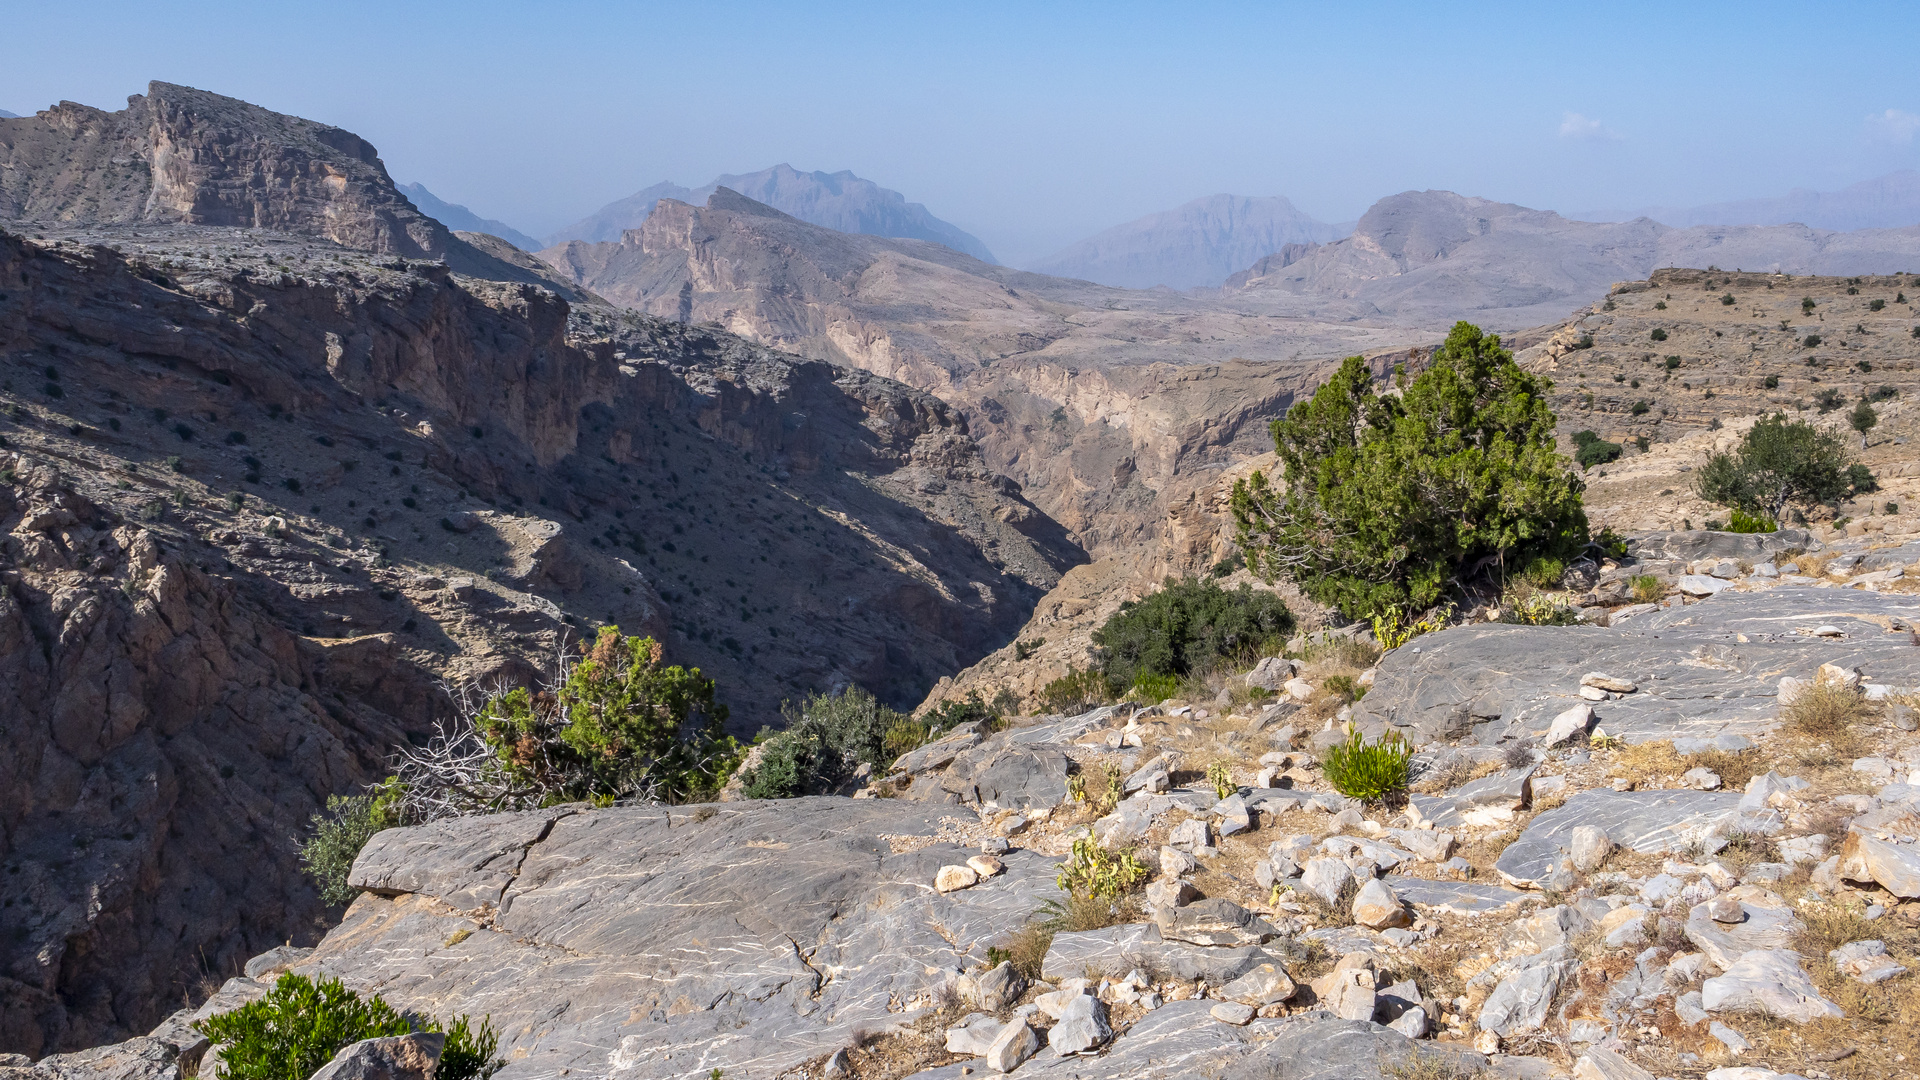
[5,0,1918,267]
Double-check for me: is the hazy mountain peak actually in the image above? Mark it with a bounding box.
[398,182,540,251]
[547,164,996,262]
[1580,170,1920,232]
[1030,193,1349,290]
[0,109,18,119]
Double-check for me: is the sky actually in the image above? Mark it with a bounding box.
[3,0,1918,267]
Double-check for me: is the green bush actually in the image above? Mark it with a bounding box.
[1849,400,1878,445]
[739,685,905,797]
[1804,334,1823,348]
[1848,463,1878,494]
[1803,297,1817,312]
[1571,430,1622,470]
[1038,667,1115,715]
[1127,671,1181,704]
[1726,508,1776,533]
[1321,727,1412,801]
[476,627,733,805]
[1721,293,1736,305]
[1091,576,1294,687]
[299,783,403,906]
[1870,298,1886,311]
[1649,328,1668,341]
[193,973,502,1080]
[1664,356,1681,370]
[1629,400,1650,415]
[1868,385,1898,403]
[1231,323,1588,620]
[1694,413,1856,522]
[1763,375,1780,389]
[1813,388,1842,413]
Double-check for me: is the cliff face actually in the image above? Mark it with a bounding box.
[0,223,1077,1051]
[0,82,451,257]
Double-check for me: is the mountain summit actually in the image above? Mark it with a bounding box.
[547,163,997,262]
[1032,193,1350,289]
[398,182,541,251]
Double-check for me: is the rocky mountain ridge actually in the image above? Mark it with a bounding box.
[546,163,997,263]
[1586,169,1920,233]
[1030,193,1351,290]
[1221,190,1920,329]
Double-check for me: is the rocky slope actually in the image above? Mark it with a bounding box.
[52,543,1920,1080]
[1223,190,1920,329]
[546,164,997,263]
[0,217,1085,1052]
[0,83,590,302]
[1030,194,1350,290]
[537,188,1428,558]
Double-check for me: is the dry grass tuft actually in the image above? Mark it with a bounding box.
[1791,551,1837,577]
[1685,747,1765,789]
[1004,920,1054,981]
[1780,676,1875,758]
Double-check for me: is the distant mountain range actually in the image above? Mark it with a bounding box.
[1223,189,1920,327]
[1029,194,1350,289]
[398,182,541,251]
[0,110,18,119]
[1580,170,1920,232]
[545,163,997,263]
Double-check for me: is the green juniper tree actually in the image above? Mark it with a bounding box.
[1230,322,1588,620]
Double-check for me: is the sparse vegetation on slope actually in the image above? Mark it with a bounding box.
[194,973,502,1080]
[1089,576,1294,694]
[739,685,906,798]
[1694,413,1868,522]
[1232,321,1589,619]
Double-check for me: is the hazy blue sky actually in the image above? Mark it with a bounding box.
[4,0,1917,265]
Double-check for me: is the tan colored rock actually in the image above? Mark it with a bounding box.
[966,855,1005,878]
[1581,672,1638,693]
[1352,878,1412,929]
[984,1021,1039,1073]
[935,865,980,892]
[1836,832,1920,898]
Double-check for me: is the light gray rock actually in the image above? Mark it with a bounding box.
[1701,950,1843,1023]
[1047,993,1112,1054]
[1675,989,1709,1025]
[984,1020,1039,1072]
[1216,962,1296,1005]
[1684,895,1802,972]
[309,1034,445,1080]
[1407,767,1533,828]
[1215,795,1252,837]
[1040,924,1280,984]
[1209,1001,1255,1025]
[1352,879,1412,929]
[1386,828,1456,863]
[1298,858,1350,907]
[1836,831,1920,897]
[1569,825,1612,872]
[1478,951,1575,1036]
[1679,574,1732,596]
[945,1015,1004,1055]
[1218,1016,1487,1080]
[1708,1020,1751,1054]
[1168,818,1211,852]
[961,961,1028,1011]
[242,945,314,980]
[13,1037,184,1080]
[1830,939,1907,983]
[1380,875,1527,914]
[1573,1045,1656,1080]
[1159,898,1279,947]
[1495,788,1743,887]
[1546,703,1595,746]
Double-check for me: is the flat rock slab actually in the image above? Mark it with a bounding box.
[1220,1016,1489,1080]
[902,1001,1269,1079]
[1495,789,1742,887]
[1353,588,1920,747]
[1381,875,1530,914]
[349,808,572,910]
[1042,924,1278,983]
[306,799,1070,1080]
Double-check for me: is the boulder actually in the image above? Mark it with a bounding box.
[1168,818,1211,852]
[1581,673,1638,693]
[935,865,979,892]
[1160,845,1197,877]
[1047,993,1112,1054]
[967,855,1005,878]
[1210,1001,1255,1025]
[1568,826,1612,872]
[1829,940,1907,984]
[1159,898,1279,947]
[1216,962,1296,1006]
[242,945,314,979]
[1679,574,1731,596]
[1298,858,1351,907]
[960,961,1028,1011]
[1684,893,1800,972]
[1701,950,1843,1023]
[309,1034,445,1080]
[1352,879,1413,929]
[945,1014,1004,1055]
[1215,794,1252,837]
[984,1021,1039,1072]
[1545,703,1595,746]
[1478,950,1575,1036]
[1246,657,1295,691]
[1835,832,1920,897]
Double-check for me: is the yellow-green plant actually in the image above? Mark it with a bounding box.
[1320,726,1412,800]
[1372,604,1454,650]
[1207,761,1235,801]
[1056,836,1149,899]
[1503,591,1576,626]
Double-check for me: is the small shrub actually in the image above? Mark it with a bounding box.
[193,973,503,1080]
[740,685,903,797]
[1633,435,1649,452]
[1849,463,1879,493]
[1324,673,1366,702]
[1695,412,1856,521]
[1055,836,1148,899]
[1004,921,1055,980]
[1128,671,1181,703]
[1500,590,1577,626]
[1039,667,1114,715]
[1664,356,1681,370]
[1091,577,1293,688]
[1629,575,1663,603]
[1802,297,1817,312]
[1781,675,1873,743]
[1630,400,1650,416]
[1726,508,1776,533]
[1763,374,1779,389]
[1654,301,1667,310]
[1013,637,1044,660]
[1868,384,1898,403]
[299,785,403,906]
[1321,727,1412,800]
[1575,333,1594,349]
[1804,334,1823,348]
[1372,605,1453,650]
[1720,293,1736,305]
[1571,430,1622,469]
[1649,328,1668,341]
[1067,762,1124,816]
[1869,298,1886,312]
[1207,761,1235,800]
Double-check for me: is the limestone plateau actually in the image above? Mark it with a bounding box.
[2,78,1920,1080]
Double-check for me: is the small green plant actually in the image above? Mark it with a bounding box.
[299,782,404,906]
[1321,727,1412,801]
[1721,293,1736,305]
[1630,400,1650,416]
[1654,301,1667,310]
[1868,384,1899,403]
[1726,508,1776,533]
[1371,604,1452,650]
[1207,761,1235,801]
[1664,356,1681,370]
[1575,333,1594,349]
[1763,374,1779,389]
[1570,430,1622,469]
[1055,836,1149,899]
[1849,399,1878,446]
[1039,667,1114,715]
[1869,298,1886,311]
[1013,637,1045,660]
[1629,575,1662,604]
[1501,591,1576,626]
[1091,577,1293,688]
[741,685,904,798]
[1804,334,1823,348]
[1323,673,1366,702]
[1649,328,1668,341]
[1128,671,1180,703]
[1633,435,1650,452]
[1802,297,1817,313]
[192,973,503,1080]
